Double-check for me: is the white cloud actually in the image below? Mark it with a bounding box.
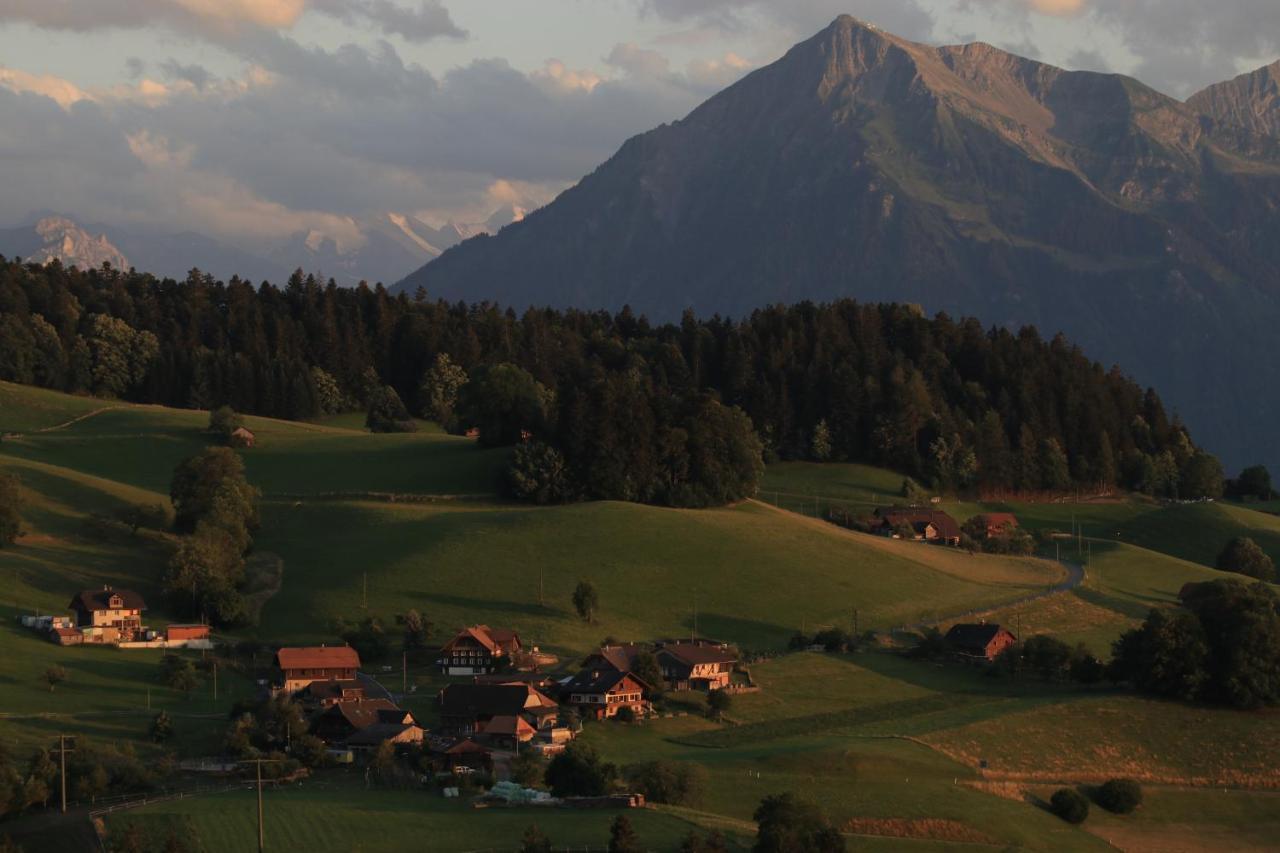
[0,66,90,108]
[0,0,465,43]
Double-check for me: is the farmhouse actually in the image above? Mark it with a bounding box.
[438,682,559,735]
[69,586,146,642]
[438,625,522,675]
[875,509,962,546]
[972,513,1019,539]
[562,668,650,721]
[657,642,736,691]
[945,623,1017,661]
[276,645,360,693]
[310,698,421,747]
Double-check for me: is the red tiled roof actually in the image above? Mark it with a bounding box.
[276,645,360,671]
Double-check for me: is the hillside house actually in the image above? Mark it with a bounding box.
[945,623,1017,661]
[477,715,538,750]
[972,513,1019,539]
[562,668,650,721]
[69,586,146,642]
[310,698,421,747]
[230,427,256,448]
[438,682,558,735]
[276,645,360,693]
[874,509,962,546]
[438,625,522,675]
[657,642,737,691]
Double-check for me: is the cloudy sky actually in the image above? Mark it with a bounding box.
[1,0,1278,252]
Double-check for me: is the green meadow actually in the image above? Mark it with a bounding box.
[2,383,1280,851]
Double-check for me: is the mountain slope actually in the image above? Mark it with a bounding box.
[396,16,1280,473]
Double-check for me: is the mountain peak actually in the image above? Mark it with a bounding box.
[1188,58,1280,138]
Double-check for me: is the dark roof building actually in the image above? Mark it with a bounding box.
[562,667,650,720]
[875,509,962,544]
[438,682,558,735]
[944,623,1017,661]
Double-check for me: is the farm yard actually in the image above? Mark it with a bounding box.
[2,382,1279,851]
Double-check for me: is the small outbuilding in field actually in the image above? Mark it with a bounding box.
[229,426,256,448]
[944,623,1017,661]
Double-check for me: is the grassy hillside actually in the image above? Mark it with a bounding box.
[5,385,1280,852]
[252,498,1063,653]
[765,460,1280,572]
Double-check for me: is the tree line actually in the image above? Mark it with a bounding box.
[0,259,1227,505]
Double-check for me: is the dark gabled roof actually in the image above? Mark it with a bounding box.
[304,679,364,701]
[314,699,406,731]
[563,667,650,695]
[439,683,553,718]
[944,623,1012,652]
[877,509,961,539]
[658,643,737,667]
[586,644,647,673]
[69,587,147,612]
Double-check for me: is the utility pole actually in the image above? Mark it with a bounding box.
[257,759,265,853]
[402,651,407,696]
[692,589,698,641]
[57,735,74,813]
[240,758,279,853]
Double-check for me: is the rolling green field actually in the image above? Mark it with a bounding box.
[105,779,729,853]
[764,460,1280,573]
[4,384,1280,851]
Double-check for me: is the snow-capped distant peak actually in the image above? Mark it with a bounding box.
[386,212,442,258]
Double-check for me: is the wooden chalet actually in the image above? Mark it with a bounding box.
[944,623,1017,662]
[657,642,736,691]
[973,513,1019,539]
[438,682,558,736]
[562,667,649,721]
[69,586,146,642]
[875,508,962,546]
[276,645,360,693]
[310,698,421,747]
[438,625,523,675]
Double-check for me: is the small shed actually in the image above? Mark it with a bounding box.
[230,427,256,448]
[166,624,210,642]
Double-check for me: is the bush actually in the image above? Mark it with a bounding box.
[1050,788,1089,824]
[1095,778,1142,814]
